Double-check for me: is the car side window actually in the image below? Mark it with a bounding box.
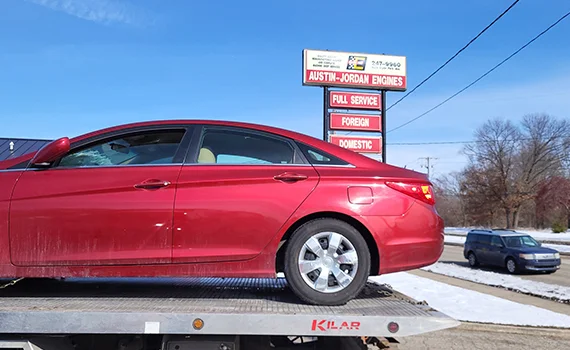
[490,236,503,247]
[194,127,301,165]
[467,234,479,244]
[295,142,350,166]
[478,235,491,245]
[58,130,186,168]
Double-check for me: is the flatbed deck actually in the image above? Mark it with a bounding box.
[0,277,459,338]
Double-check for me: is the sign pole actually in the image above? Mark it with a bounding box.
[381,90,387,163]
[323,86,329,141]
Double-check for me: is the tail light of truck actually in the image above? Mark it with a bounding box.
[385,181,436,206]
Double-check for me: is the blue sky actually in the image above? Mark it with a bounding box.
[1,0,569,175]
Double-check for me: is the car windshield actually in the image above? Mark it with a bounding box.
[503,235,540,248]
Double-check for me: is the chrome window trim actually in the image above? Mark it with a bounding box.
[20,163,185,171]
[0,163,356,172]
[0,168,27,173]
[181,163,356,168]
[312,163,356,168]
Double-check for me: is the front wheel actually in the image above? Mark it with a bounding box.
[506,258,519,274]
[284,218,371,306]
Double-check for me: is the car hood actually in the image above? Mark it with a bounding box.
[510,246,559,254]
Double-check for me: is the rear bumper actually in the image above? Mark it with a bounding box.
[363,202,444,275]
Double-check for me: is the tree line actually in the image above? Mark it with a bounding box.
[433,113,570,232]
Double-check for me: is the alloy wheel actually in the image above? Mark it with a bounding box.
[297,231,359,294]
[468,253,477,266]
[507,259,517,273]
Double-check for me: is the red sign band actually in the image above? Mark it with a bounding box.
[305,70,406,90]
[329,113,381,132]
[329,91,381,110]
[329,135,382,153]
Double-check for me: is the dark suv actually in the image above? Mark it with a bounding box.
[463,229,561,274]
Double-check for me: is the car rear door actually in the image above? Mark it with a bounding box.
[476,234,492,264]
[172,125,319,263]
[9,126,192,266]
[487,236,506,266]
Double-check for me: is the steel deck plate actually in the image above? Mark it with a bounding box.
[0,277,460,337]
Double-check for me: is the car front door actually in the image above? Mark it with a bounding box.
[172,125,319,263]
[9,126,192,266]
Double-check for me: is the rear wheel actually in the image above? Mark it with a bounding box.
[467,252,479,267]
[284,218,370,306]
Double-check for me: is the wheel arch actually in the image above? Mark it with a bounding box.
[275,211,380,276]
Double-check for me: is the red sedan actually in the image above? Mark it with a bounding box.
[0,120,443,305]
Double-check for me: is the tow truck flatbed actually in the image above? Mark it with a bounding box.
[0,276,458,339]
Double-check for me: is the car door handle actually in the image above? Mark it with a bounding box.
[134,179,171,190]
[273,172,308,182]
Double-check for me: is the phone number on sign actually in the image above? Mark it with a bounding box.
[371,61,402,69]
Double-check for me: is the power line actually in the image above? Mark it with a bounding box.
[388,140,475,145]
[387,134,569,146]
[387,0,521,112]
[388,9,570,134]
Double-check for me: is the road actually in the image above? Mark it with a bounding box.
[439,244,570,287]
[398,322,570,350]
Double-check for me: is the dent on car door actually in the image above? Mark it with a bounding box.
[9,127,191,266]
[172,125,319,263]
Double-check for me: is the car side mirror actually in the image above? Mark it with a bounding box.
[30,137,71,167]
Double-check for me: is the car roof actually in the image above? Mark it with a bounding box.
[467,229,527,237]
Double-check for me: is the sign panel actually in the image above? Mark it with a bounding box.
[329,135,382,153]
[330,113,381,132]
[303,49,407,91]
[329,91,381,110]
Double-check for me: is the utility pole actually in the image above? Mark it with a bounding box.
[419,157,438,178]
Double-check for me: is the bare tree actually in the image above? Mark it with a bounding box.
[462,114,570,229]
[459,164,502,227]
[433,172,467,227]
[536,176,570,231]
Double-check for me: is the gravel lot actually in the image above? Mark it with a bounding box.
[398,322,570,350]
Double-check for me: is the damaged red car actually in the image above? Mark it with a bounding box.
[0,120,443,305]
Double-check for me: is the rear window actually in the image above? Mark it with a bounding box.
[467,233,492,245]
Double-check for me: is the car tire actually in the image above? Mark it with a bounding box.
[467,252,479,267]
[284,218,371,306]
[506,258,519,274]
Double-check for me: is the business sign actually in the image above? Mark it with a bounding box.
[303,49,407,91]
[329,91,381,110]
[329,135,382,153]
[329,113,381,132]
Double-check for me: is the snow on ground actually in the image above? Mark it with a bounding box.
[444,235,467,245]
[443,235,570,253]
[445,227,570,243]
[421,262,570,303]
[518,229,570,243]
[371,273,570,328]
[547,244,570,253]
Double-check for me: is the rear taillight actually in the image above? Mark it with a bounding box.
[385,181,435,205]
